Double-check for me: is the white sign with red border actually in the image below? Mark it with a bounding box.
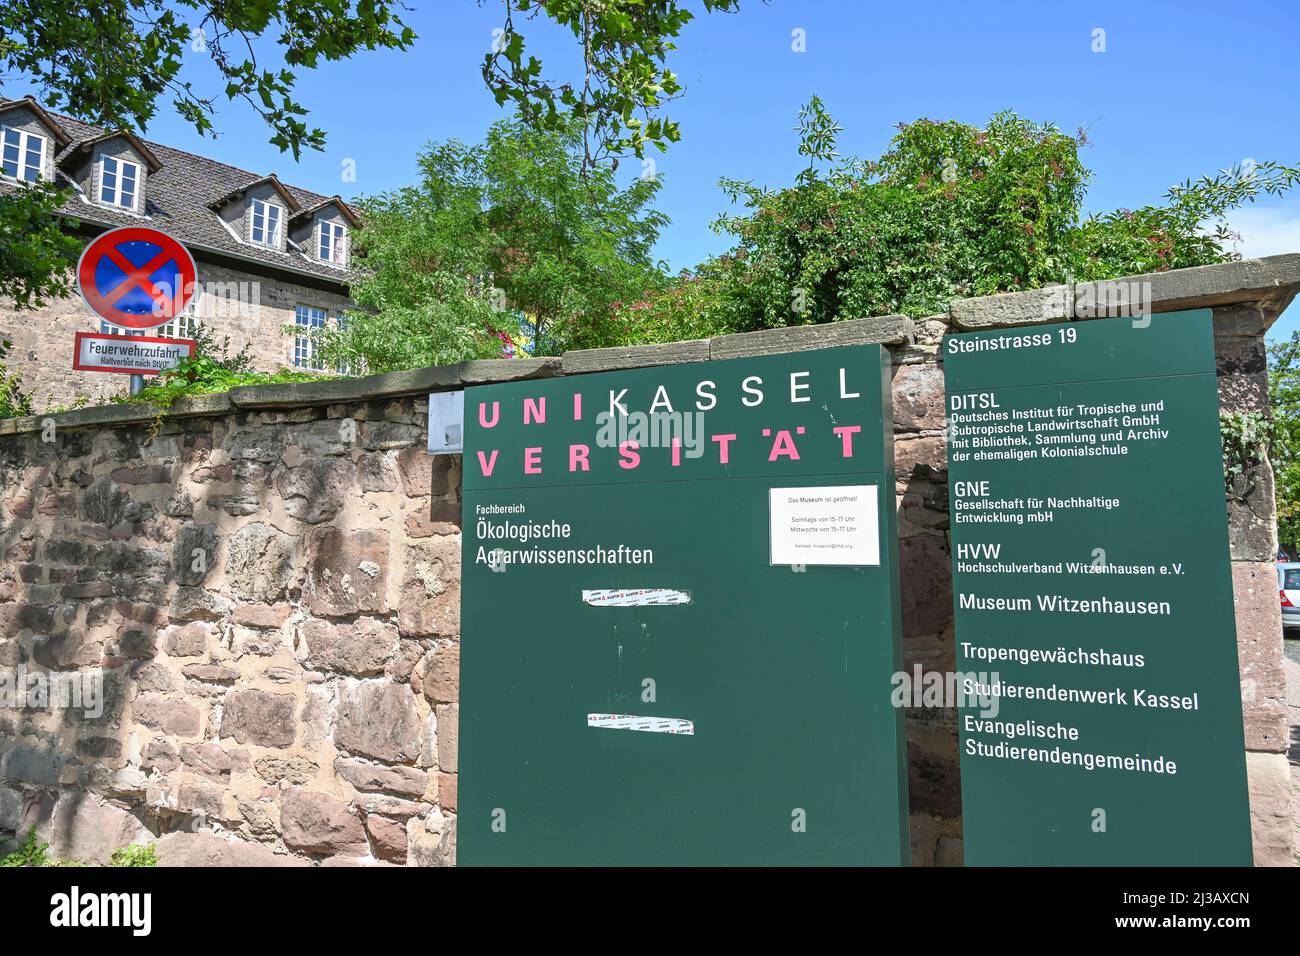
[72,332,196,376]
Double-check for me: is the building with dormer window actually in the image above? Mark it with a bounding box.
[0,96,359,407]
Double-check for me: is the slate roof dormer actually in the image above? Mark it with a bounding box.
[60,129,163,173]
[290,195,362,229]
[0,96,73,148]
[207,174,303,215]
[208,174,304,253]
[0,95,73,185]
[290,195,361,268]
[58,130,164,215]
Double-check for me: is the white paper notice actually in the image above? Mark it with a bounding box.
[768,485,879,567]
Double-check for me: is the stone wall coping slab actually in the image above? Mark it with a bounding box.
[561,315,914,375]
[950,254,1300,331]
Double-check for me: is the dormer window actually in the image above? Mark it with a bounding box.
[319,220,348,265]
[249,198,283,247]
[1,126,46,183]
[99,155,140,209]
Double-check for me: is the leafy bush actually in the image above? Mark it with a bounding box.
[126,325,324,407]
[0,338,32,419]
[109,843,157,867]
[0,182,83,308]
[0,829,156,867]
[1270,331,1300,558]
[611,100,1300,345]
[1,828,50,867]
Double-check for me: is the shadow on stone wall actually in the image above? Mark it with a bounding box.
[894,417,964,867]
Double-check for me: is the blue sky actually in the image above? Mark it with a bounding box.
[82,0,1300,340]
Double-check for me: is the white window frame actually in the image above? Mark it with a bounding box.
[98,155,142,211]
[249,198,284,248]
[156,299,201,340]
[1,125,47,183]
[101,296,200,341]
[318,220,348,266]
[98,320,144,338]
[294,304,327,370]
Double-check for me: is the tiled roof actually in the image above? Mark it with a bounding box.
[0,97,355,288]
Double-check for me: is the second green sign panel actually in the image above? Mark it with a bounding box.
[943,310,1252,865]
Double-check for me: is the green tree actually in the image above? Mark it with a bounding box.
[10,1,738,168]
[314,117,669,372]
[1,1,415,156]
[614,101,1300,343]
[1270,330,1300,558]
[481,0,740,173]
[0,180,82,307]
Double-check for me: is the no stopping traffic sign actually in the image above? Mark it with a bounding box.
[76,226,199,330]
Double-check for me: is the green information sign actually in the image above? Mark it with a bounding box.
[458,345,909,865]
[943,309,1252,865]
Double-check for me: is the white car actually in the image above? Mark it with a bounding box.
[1279,563,1300,633]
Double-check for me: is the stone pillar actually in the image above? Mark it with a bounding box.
[1216,302,1293,865]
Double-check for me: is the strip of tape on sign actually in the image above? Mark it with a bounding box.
[587,713,696,735]
[581,588,692,607]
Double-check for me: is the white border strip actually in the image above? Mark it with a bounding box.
[587,713,695,735]
[581,588,691,607]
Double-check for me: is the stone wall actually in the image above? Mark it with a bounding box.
[0,258,353,411]
[0,255,1296,866]
[0,387,476,865]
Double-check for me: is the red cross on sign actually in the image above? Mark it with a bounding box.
[76,226,199,330]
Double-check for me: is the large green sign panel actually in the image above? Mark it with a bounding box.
[459,345,909,865]
[944,309,1251,865]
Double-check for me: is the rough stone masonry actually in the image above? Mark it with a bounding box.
[0,254,1296,866]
